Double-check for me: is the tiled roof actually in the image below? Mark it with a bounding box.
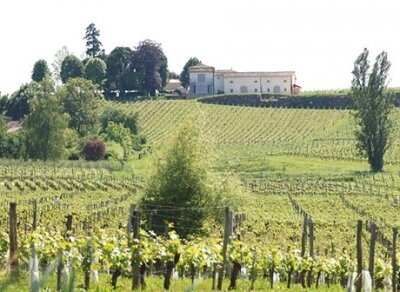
[188,64,215,72]
[222,71,295,77]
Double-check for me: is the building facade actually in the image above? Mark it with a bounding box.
[187,64,298,98]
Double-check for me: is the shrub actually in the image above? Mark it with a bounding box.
[83,139,106,161]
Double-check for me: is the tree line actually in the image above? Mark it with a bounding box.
[0,74,145,162]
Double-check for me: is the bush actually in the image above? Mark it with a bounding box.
[100,108,139,135]
[140,115,243,238]
[83,139,106,161]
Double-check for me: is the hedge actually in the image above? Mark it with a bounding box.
[197,93,400,110]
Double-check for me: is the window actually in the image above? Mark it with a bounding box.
[255,88,258,92]
[284,88,287,92]
[283,80,287,83]
[267,88,270,93]
[254,80,258,83]
[230,80,234,84]
[273,85,281,94]
[230,89,233,93]
[217,77,220,80]
[197,74,205,82]
[193,85,196,94]
[267,80,270,83]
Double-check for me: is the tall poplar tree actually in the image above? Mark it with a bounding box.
[351,48,393,172]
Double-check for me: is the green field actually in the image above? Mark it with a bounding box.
[1,100,399,290]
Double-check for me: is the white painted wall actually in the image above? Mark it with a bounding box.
[260,76,292,94]
[189,70,295,96]
[223,77,262,94]
[214,75,224,93]
[189,72,214,95]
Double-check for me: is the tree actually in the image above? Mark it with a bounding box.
[100,107,139,135]
[133,39,168,96]
[84,23,104,58]
[31,59,50,82]
[85,57,106,85]
[24,77,68,160]
[52,46,71,85]
[60,55,84,83]
[180,57,202,89]
[6,83,40,120]
[0,93,7,114]
[351,48,393,172]
[105,47,137,98]
[0,118,7,156]
[168,71,180,80]
[58,77,103,136]
[140,115,242,238]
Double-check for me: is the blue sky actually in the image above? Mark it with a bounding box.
[1,0,399,94]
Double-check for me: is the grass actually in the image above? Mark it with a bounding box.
[0,270,345,291]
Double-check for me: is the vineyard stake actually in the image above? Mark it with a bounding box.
[9,202,19,277]
[307,219,314,288]
[392,228,397,292]
[368,223,377,288]
[32,199,37,231]
[356,220,363,292]
[217,206,232,290]
[131,207,141,290]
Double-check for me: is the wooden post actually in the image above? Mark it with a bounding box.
[32,199,37,231]
[356,220,363,292]
[226,209,234,278]
[301,214,308,257]
[148,211,153,231]
[217,207,232,290]
[368,223,377,287]
[131,208,141,290]
[57,214,73,291]
[307,220,314,287]
[300,214,307,287]
[9,202,18,277]
[392,228,398,292]
[66,214,73,233]
[127,204,135,236]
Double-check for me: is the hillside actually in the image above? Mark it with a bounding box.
[111,100,400,171]
[2,100,400,290]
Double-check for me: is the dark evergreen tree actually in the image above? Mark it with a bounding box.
[84,23,104,58]
[180,57,202,89]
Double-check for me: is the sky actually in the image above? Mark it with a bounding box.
[1,0,400,95]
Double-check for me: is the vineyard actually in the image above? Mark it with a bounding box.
[112,100,400,167]
[1,100,400,290]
